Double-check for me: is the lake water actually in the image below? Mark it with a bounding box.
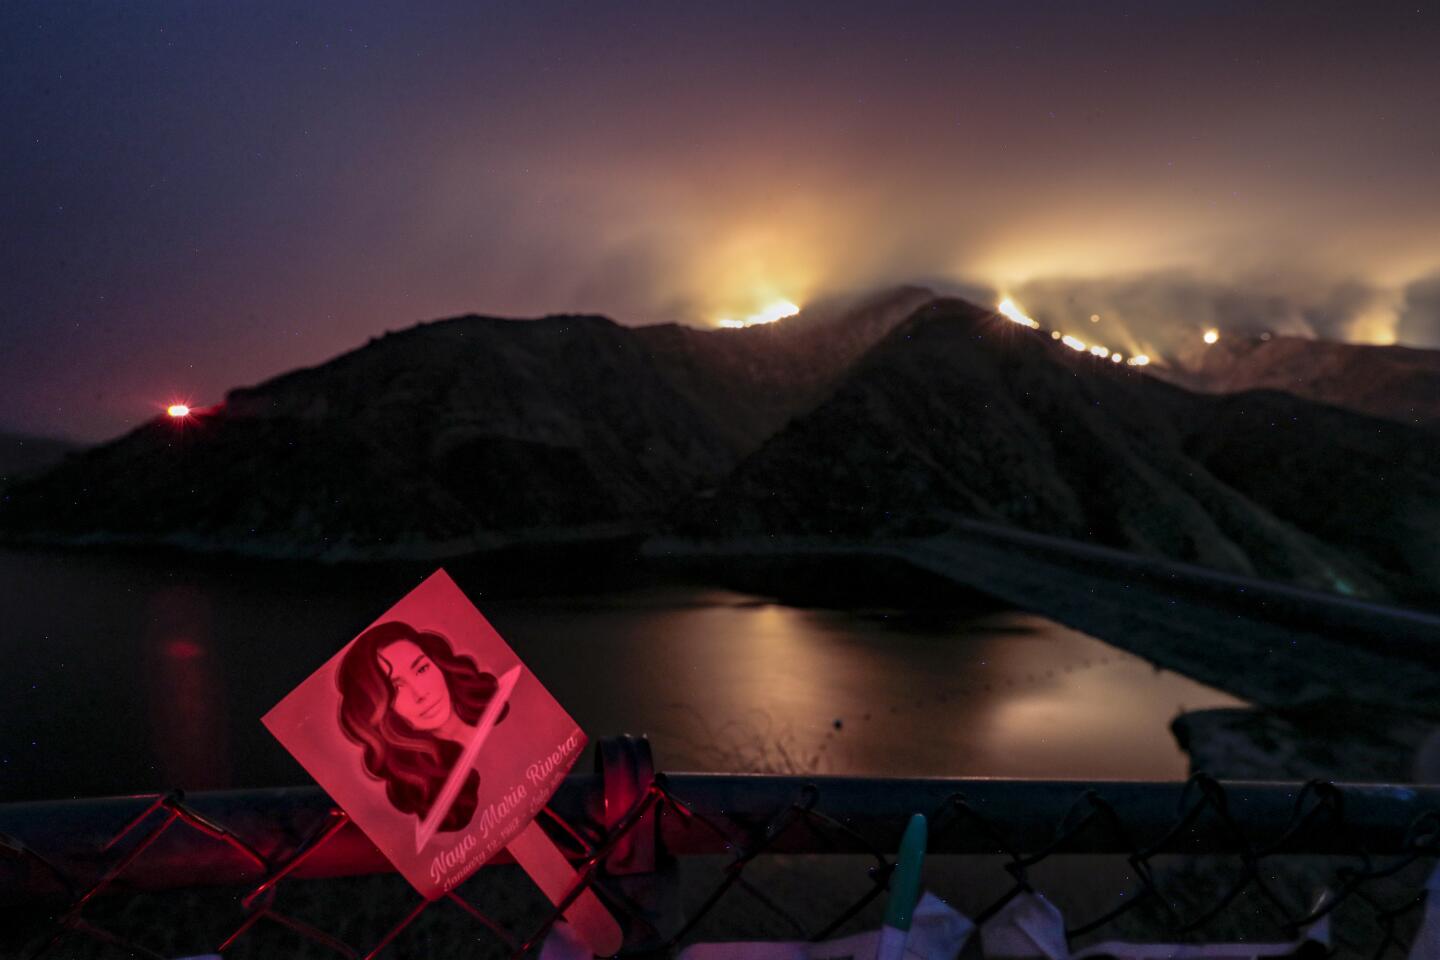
[0,545,1243,802]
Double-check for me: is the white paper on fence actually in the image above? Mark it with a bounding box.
[1405,862,1440,960]
[908,892,976,960]
[979,891,1070,959]
[540,921,594,960]
[977,889,1331,960]
[669,892,973,960]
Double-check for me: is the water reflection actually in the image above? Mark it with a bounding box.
[0,548,1244,801]
[486,593,1245,781]
[142,588,231,788]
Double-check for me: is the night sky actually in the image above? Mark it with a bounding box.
[4,1,1439,441]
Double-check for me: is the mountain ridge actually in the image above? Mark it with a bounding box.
[0,288,933,558]
[1154,333,1440,426]
[3,288,1437,607]
[674,298,1440,603]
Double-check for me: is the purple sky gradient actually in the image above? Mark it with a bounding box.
[3,1,1439,440]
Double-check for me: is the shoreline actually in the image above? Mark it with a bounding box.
[647,530,1440,782]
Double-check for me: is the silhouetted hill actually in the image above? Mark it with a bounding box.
[631,284,936,457]
[674,299,1440,604]
[1155,334,1440,426]
[2,315,728,557]
[0,288,931,559]
[1182,391,1440,600]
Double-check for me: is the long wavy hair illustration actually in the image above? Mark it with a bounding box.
[336,620,509,833]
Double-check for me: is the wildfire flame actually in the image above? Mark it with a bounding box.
[717,299,801,328]
[997,298,1040,329]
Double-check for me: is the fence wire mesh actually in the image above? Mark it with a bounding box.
[3,769,1439,960]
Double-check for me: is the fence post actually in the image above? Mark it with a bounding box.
[593,736,679,954]
[597,735,658,875]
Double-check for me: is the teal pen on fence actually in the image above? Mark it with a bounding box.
[877,813,927,960]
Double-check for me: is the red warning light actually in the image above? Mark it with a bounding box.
[167,404,191,418]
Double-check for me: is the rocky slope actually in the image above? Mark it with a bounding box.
[1155,334,1440,426]
[630,284,935,458]
[674,298,1440,605]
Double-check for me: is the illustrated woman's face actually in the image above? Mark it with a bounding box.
[378,639,452,731]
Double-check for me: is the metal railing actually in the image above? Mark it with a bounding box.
[3,737,1439,959]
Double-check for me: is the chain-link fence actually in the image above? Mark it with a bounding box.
[4,737,1439,959]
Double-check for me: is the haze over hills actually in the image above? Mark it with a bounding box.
[3,286,1438,606]
[1154,334,1440,426]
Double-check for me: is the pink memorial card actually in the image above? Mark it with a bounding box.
[263,569,587,899]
